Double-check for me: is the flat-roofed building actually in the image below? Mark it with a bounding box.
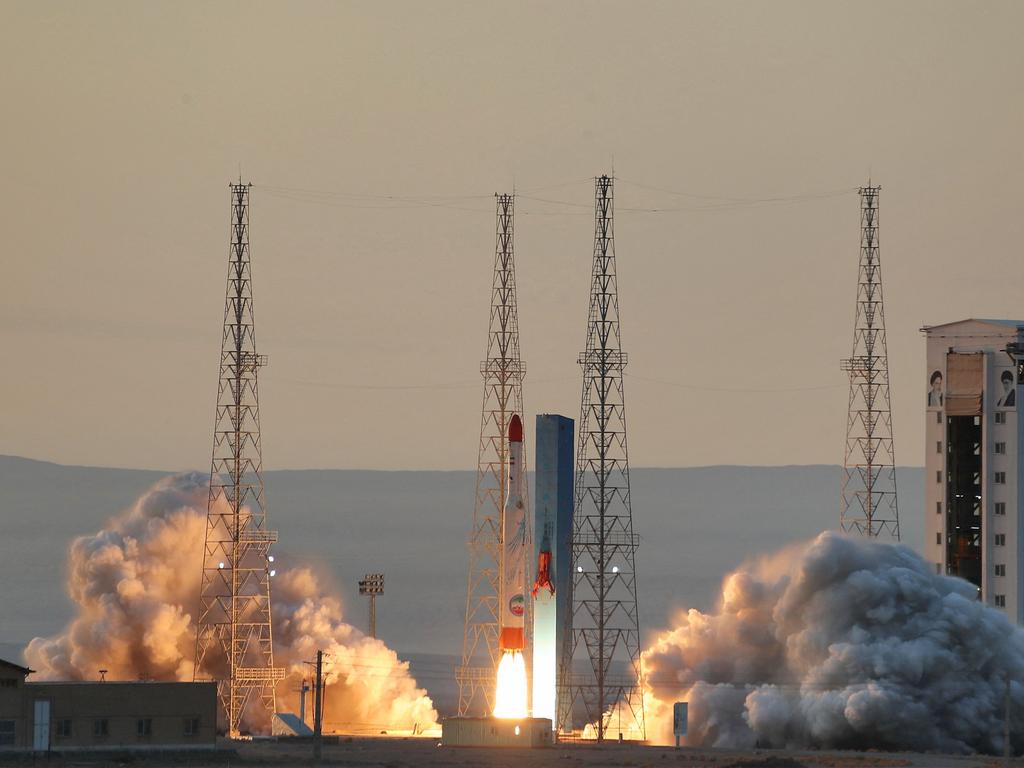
[0,658,216,752]
[923,319,1024,621]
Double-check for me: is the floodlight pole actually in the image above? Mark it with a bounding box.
[358,573,385,639]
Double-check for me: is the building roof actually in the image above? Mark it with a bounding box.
[0,658,34,676]
[922,318,1024,332]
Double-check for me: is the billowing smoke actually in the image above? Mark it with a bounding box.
[24,473,438,734]
[635,532,1024,754]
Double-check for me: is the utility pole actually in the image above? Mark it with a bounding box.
[358,573,385,638]
[841,184,900,540]
[457,193,528,716]
[194,182,284,736]
[1006,676,1012,768]
[313,651,323,761]
[559,175,645,742]
[294,679,310,726]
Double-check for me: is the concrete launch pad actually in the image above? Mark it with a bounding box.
[440,716,553,747]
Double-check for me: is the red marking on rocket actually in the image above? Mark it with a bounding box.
[509,413,523,443]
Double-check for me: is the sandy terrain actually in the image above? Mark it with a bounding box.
[0,737,1020,768]
[233,738,1022,768]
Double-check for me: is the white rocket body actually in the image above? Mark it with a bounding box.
[500,414,526,651]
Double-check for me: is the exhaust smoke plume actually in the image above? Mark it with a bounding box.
[24,473,438,734]
[635,532,1024,754]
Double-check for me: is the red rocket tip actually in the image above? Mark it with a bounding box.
[509,414,523,443]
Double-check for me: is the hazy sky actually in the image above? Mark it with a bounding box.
[2,1,1022,471]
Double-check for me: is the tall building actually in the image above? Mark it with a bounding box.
[923,319,1024,620]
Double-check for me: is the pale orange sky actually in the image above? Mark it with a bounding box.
[1,1,1022,471]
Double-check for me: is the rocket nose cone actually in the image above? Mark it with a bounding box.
[509,414,523,442]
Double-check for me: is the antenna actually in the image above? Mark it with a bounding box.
[456,193,529,715]
[840,183,900,539]
[559,174,645,742]
[194,182,284,737]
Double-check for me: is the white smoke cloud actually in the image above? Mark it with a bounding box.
[635,532,1024,754]
[24,473,438,734]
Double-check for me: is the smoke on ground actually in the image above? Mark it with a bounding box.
[24,473,438,734]
[635,531,1024,754]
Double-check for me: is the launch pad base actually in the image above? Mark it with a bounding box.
[440,717,552,748]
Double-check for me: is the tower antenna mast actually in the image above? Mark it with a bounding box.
[840,184,900,539]
[457,193,529,715]
[559,174,645,741]
[195,182,284,737]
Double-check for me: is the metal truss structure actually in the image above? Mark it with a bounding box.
[559,175,645,742]
[457,193,528,716]
[840,184,901,540]
[194,182,284,737]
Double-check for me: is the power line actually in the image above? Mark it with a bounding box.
[624,373,845,394]
[260,372,841,395]
[256,179,858,217]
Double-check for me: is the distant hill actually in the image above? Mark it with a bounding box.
[0,456,924,667]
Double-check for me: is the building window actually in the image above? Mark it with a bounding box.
[937,501,942,515]
[56,719,72,738]
[996,472,1007,484]
[937,441,942,454]
[996,564,1007,576]
[936,532,942,545]
[937,411,942,424]
[93,719,108,738]
[996,442,1007,454]
[996,533,1006,546]
[996,502,1006,516]
[935,563,942,574]
[184,717,200,737]
[937,471,942,484]
[137,718,152,737]
[997,411,1007,424]
[0,679,16,688]
[996,595,1007,608]
[0,720,14,746]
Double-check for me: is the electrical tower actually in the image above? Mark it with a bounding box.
[559,175,645,741]
[195,182,284,737]
[457,193,528,716]
[840,184,900,539]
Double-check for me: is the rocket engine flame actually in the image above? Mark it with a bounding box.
[23,473,439,735]
[609,531,1024,754]
[493,650,528,719]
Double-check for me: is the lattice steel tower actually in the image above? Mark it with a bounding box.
[840,184,900,539]
[457,193,528,716]
[195,182,284,736]
[559,175,645,741]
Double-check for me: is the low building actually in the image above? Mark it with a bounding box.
[0,658,216,752]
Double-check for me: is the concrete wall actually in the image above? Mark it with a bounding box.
[442,716,552,747]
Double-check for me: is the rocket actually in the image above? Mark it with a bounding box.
[500,413,527,652]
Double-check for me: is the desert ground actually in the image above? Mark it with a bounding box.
[2,738,1022,768]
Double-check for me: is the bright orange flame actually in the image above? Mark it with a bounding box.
[493,650,528,718]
